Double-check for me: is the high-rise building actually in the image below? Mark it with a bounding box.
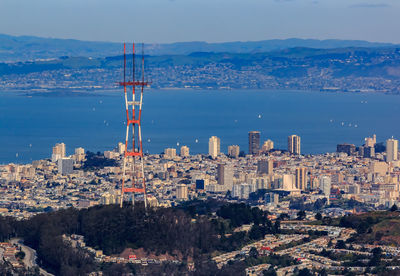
[52,143,66,162]
[295,167,307,191]
[118,142,125,155]
[320,176,331,197]
[248,131,261,155]
[265,193,279,205]
[386,138,398,162]
[364,146,375,158]
[365,134,377,148]
[74,147,85,162]
[336,143,356,156]
[209,136,220,158]
[257,159,273,175]
[217,164,233,191]
[228,145,240,158]
[288,135,301,155]
[282,174,295,191]
[261,140,274,152]
[180,145,189,157]
[164,148,176,159]
[176,184,188,200]
[58,158,74,175]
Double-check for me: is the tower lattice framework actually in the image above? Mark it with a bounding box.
[119,43,149,208]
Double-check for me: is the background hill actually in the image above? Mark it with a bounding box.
[0,33,397,62]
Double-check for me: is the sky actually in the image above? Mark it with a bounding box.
[0,0,399,44]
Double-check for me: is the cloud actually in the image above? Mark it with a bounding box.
[349,3,390,8]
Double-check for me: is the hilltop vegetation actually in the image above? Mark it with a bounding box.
[0,201,280,275]
[338,210,400,246]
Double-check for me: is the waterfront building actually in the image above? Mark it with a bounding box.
[208,136,220,158]
[180,145,189,157]
[337,143,356,156]
[248,131,260,155]
[74,147,85,162]
[288,135,301,155]
[118,142,125,155]
[164,148,176,159]
[228,145,240,158]
[261,139,274,152]
[52,143,66,162]
[365,134,377,148]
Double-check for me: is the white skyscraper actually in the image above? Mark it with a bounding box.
[386,138,398,162]
[208,136,220,158]
[320,176,331,197]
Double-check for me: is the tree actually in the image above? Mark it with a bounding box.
[336,240,346,249]
[315,212,322,220]
[298,268,313,276]
[249,247,259,259]
[369,247,383,266]
[297,210,306,220]
[263,267,277,276]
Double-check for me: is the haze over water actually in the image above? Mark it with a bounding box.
[1,89,399,164]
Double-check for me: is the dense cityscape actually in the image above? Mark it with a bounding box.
[2,2,400,274]
[1,129,400,275]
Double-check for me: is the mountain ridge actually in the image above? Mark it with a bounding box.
[0,33,398,62]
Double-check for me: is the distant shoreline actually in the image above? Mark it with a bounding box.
[0,87,394,97]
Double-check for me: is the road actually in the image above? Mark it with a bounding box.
[10,238,54,276]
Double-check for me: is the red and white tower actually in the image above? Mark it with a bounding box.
[119,43,149,208]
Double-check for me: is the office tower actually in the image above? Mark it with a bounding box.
[265,193,279,205]
[176,184,188,200]
[248,131,261,155]
[217,164,233,191]
[282,174,295,190]
[228,145,240,158]
[386,138,398,162]
[52,143,66,162]
[364,146,375,158]
[320,176,331,197]
[164,148,176,159]
[295,167,307,191]
[208,136,220,158]
[58,158,74,175]
[336,143,356,156]
[74,147,85,162]
[257,159,273,175]
[118,142,125,155]
[288,135,301,155]
[261,140,274,152]
[180,145,190,157]
[365,134,377,148]
[232,184,241,198]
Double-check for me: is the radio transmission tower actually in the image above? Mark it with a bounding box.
[119,43,149,208]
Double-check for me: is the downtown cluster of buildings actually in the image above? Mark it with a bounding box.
[1,132,400,220]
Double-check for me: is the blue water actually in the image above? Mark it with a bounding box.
[1,89,400,164]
